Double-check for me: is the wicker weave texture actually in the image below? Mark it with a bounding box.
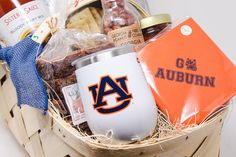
[0,65,226,157]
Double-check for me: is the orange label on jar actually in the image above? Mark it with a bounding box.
[108,24,144,46]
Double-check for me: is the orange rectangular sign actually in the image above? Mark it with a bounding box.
[139,18,236,125]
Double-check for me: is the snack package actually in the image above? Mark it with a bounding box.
[36,29,114,125]
[101,0,145,46]
[62,83,86,126]
[139,18,236,126]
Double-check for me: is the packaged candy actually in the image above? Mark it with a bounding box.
[101,0,144,46]
[139,18,236,126]
[62,83,86,126]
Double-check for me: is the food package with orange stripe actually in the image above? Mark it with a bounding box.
[138,18,236,126]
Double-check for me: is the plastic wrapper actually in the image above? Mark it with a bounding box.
[36,29,114,131]
[0,36,6,48]
[44,0,68,28]
[101,0,138,35]
[138,18,236,127]
[101,0,145,46]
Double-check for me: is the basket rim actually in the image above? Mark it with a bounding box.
[48,100,229,150]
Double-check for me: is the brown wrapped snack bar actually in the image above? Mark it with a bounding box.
[37,42,114,80]
[47,73,77,99]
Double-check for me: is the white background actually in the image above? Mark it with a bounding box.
[0,0,235,157]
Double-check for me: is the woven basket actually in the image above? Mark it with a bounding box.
[0,62,229,157]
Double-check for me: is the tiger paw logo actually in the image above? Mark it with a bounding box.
[88,75,133,114]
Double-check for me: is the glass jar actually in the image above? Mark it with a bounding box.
[0,0,48,46]
[128,0,150,19]
[140,14,172,41]
[0,0,30,16]
[101,0,144,46]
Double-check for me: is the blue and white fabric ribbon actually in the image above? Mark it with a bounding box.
[0,37,48,113]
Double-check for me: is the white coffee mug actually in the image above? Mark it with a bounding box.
[72,45,157,143]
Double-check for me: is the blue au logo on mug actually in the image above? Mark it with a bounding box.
[88,75,133,114]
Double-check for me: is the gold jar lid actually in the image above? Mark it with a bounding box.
[140,14,172,29]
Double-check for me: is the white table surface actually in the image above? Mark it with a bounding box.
[0,118,28,157]
[0,0,235,157]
